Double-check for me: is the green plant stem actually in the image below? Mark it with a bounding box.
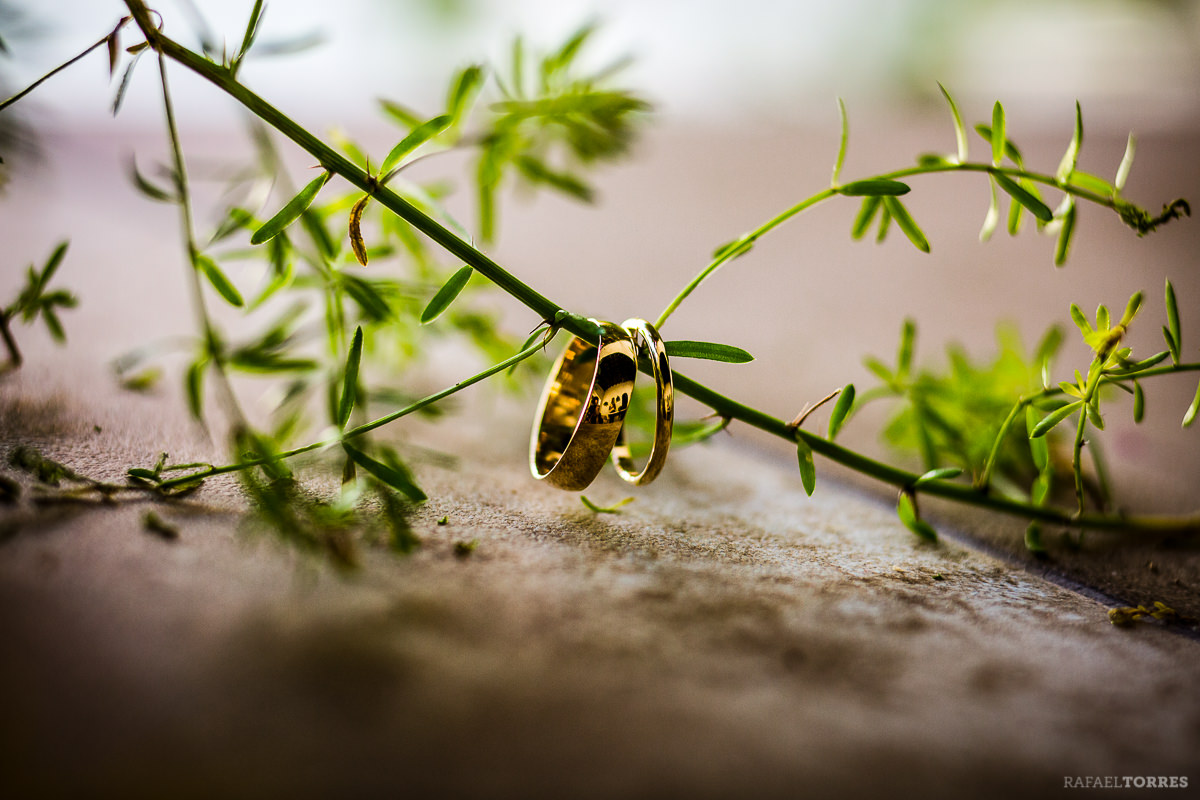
[0,29,116,113]
[157,330,557,490]
[655,162,1122,328]
[0,312,22,370]
[123,3,1200,535]
[154,47,246,424]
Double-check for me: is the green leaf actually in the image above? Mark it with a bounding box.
[39,240,69,288]
[185,358,207,421]
[381,114,453,176]
[883,197,930,253]
[991,101,1006,165]
[348,194,371,266]
[1184,380,1200,429]
[980,176,1000,242]
[664,340,753,364]
[1069,304,1093,338]
[827,384,855,440]
[937,82,968,163]
[832,97,849,186]
[1030,400,1083,438]
[1054,199,1076,267]
[1056,101,1083,182]
[897,491,937,541]
[712,237,755,261]
[1133,380,1145,423]
[795,436,816,496]
[1114,134,1135,191]
[897,318,916,377]
[41,306,65,342]
[1024,523,1047,554]
[111,49,146,117]
[343,442,426,503]
[337,326,363,429]
[993,173,1053,222]
[448,65,485,121]
[251,171,330,245]
[851,196,882,240]
[580,495,635,514]
[194,254,244,307]
[837,179,910,197]
[1119,291,1143,327]
[1068,171,1116,197]
[1026,406,1049,471]
[1165,279,1181,362]
[514,156,593,202]
[914,467,963,487]
[875,201,893,243]
[378,98,423,129]
[128,157,178,203]
[234,0,266,68]
[421,265,473,325]
[974,124,1023,165]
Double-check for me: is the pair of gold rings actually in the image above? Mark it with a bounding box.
[529,318,673,491]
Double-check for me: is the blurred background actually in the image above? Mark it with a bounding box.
[2,0,1199,509]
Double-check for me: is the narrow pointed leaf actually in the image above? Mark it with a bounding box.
[994,173,1053,222]
[938,82,968,163]
[128,157,177,203]
[1133,380,1145,423]
[897,491,937,541]
[448,65,485,121]
[1165,279,1181,362]
[897,318,916,377]
[837,179,910,197]
[195,254,244,307]
[348,194,371,266]
[1184,380,1200,428]
[343,442,426,502]
[1114,134,1135,191]
[251,171,330,245]
[664,340,753,363]
[1069,304,1092,338]
[1024,523,1047,554]
[827,383,855,440]
[884,197,929,253]
[39,241,69,287]
[185,359,207,421]
[1056,101,1083,182]
[796,436,816,496]
[832,97,849,186]
[1030,400,1083,438]
[980,176,1000,242]
[991,101,1005,165]
[421,265,473,324]
[381,114,453,176]
[1068,171,1116,197]
[875,201,893,243]
[851,196,881,240]
[378,98,422,129]
[1026,407,1049,471]
[974,124,1024,165]
[111,49,145,117]
[914,467,963,487]
[1054,199,1076,267]
[337,326,363,429]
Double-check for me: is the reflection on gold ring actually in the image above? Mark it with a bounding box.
[530,319,636,490]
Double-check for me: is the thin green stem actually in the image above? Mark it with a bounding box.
[0,28,118,113]
[154,47,246,425]
[655,188,836,328]
[157,331,557,490]
[0,312,21,370]
[655,161,1121,329]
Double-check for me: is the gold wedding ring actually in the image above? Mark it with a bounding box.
[611,318,673,485]
[530,320,637,490]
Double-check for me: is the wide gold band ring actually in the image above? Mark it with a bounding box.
[529,319,637,490]
[611,318,673,486]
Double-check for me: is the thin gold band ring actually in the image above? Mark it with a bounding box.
[611,318,673,486]
[529,319,637,490]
